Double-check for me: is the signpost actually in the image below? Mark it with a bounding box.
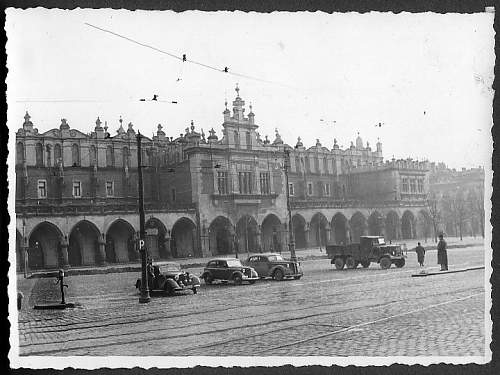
[137,132,151,304]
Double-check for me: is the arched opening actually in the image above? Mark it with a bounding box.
[69,220,100,266]
[401,210,416,239]
[385,211,400,242]
[106,219,136,263]
[310,213,329,248]
[171,218,197,258]
[417,210,433,241]
[350,212,367,243]
[16,142,24,165]
[261,214,282,252]
[145,218,169,260]
[209,216,234,255]
[236,215,259,253]
[28,222,63,269]
[72,144,80,166]
[332,213,348,245]
[35,143,43,166]
[292,214,307,249]
[368,211,384,236]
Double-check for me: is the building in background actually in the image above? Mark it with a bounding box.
[15,86,439,271]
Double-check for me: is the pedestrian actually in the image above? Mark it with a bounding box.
[415,242,425,267]
[437,234,448,271]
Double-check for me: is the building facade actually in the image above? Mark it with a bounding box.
[15,85,432,271]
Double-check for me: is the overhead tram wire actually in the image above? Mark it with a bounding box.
[84,22,296,90]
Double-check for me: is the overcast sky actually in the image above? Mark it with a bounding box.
[6,9,494,169]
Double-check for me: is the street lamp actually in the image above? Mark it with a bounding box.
[137,132,150,304]
[284,148,297,262]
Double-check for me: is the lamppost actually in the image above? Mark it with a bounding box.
[284,148,297,262]
[22,216,28,278]
[137,131,150,304]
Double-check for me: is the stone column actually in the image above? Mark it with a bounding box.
[256,225,263,253]
[199,225,210,258]
[98,235,107,265]
[345,224,351,244]
[325,226,332,245]
[304,222,311,249]
[59,235,69,269]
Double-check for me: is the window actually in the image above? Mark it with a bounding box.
[314,157,319,173]
[288,183,295,196]
[72,181,82,198]
[72,144,80,166]
[239,172,252,194]
[106,146,114,167]
[105,181,114,197]
[122,147,129,167]
[418,179,424,193]
[260,172,270,194]
[246,132,251,150]
[323,157,328,174]
[46,145,52,167]
[324,183,331,196]
[295,156,301,173]
[171,188,176,202]
[37,180,47,198]
[35,143,43,166]
[217,171,229,195]
[16,142,24,165]
[305,156,310,172]
[410,179,417,193]
[307,182,313,196]
[54,144,62,165]
[234,131,240,148]
[402,178,409,193]
[90,145,97,166]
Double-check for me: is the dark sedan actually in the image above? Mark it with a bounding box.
[244,253,303,281]
[201,258,259,285]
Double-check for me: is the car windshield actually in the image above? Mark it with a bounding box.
[163,263,181,272]
[226,259,243,267]
[268,255,284,261]
[374,238,385,245]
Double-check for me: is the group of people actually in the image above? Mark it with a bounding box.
[414,234,448,271]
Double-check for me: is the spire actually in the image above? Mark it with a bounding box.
[356,132,363,149]
[235,83,240,98]
[60,118,70,131]
[190,120,195,133]
[333,138,339,149]
[22,111,34,133]
[208,128,218,142]
[316,138,322,147]
[295,136,303,148]
[95,116,103,131]
[117,116,125,135]
[127,122,135,136]
[272,128,283,145]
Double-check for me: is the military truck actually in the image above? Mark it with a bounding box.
[326,236,406,270]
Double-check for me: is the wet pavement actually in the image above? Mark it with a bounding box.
[16,243,487,357]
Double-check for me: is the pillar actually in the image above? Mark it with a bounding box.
[256,225,263,253]
[59,235,69,268]
[305,222,311,248]
[345,224,351,245]
[98,235,107,265]
[325,226,332,245]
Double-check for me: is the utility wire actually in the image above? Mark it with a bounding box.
[84,22,296,89]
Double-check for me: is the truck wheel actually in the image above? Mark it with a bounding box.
[273,269,284,281]
[380,257,392,270]
[361,261,370,268]
[395,258,405,268]
[334,258,345,270]
[346,257,357,269]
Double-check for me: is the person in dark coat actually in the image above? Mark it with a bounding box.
[437,234,448,271]
[415,242,425,267]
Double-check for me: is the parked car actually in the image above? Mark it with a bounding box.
[326,236,406,270]
[201,258,259,285]
[243,253,303,281]
[135,262,201,295]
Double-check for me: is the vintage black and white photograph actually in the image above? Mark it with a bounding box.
[6,8,494,368]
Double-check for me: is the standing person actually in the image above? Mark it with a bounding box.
[437,234,448,271]
[415,242,425,267]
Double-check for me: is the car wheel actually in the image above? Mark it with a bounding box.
[361,261,370,268]
[204,274,213,285]
[273,269,284,281]
[380,257,392,270]
[395,258,405,268]
[346,257,357,269]
[248,280,256,285]
[233,274,243,285]
[334,258,345,270]
[192,287,197,294]
[164,284,174,296]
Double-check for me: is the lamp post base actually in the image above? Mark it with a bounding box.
[139,294,151,303]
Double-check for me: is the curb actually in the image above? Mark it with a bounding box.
[411,265,484,277]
